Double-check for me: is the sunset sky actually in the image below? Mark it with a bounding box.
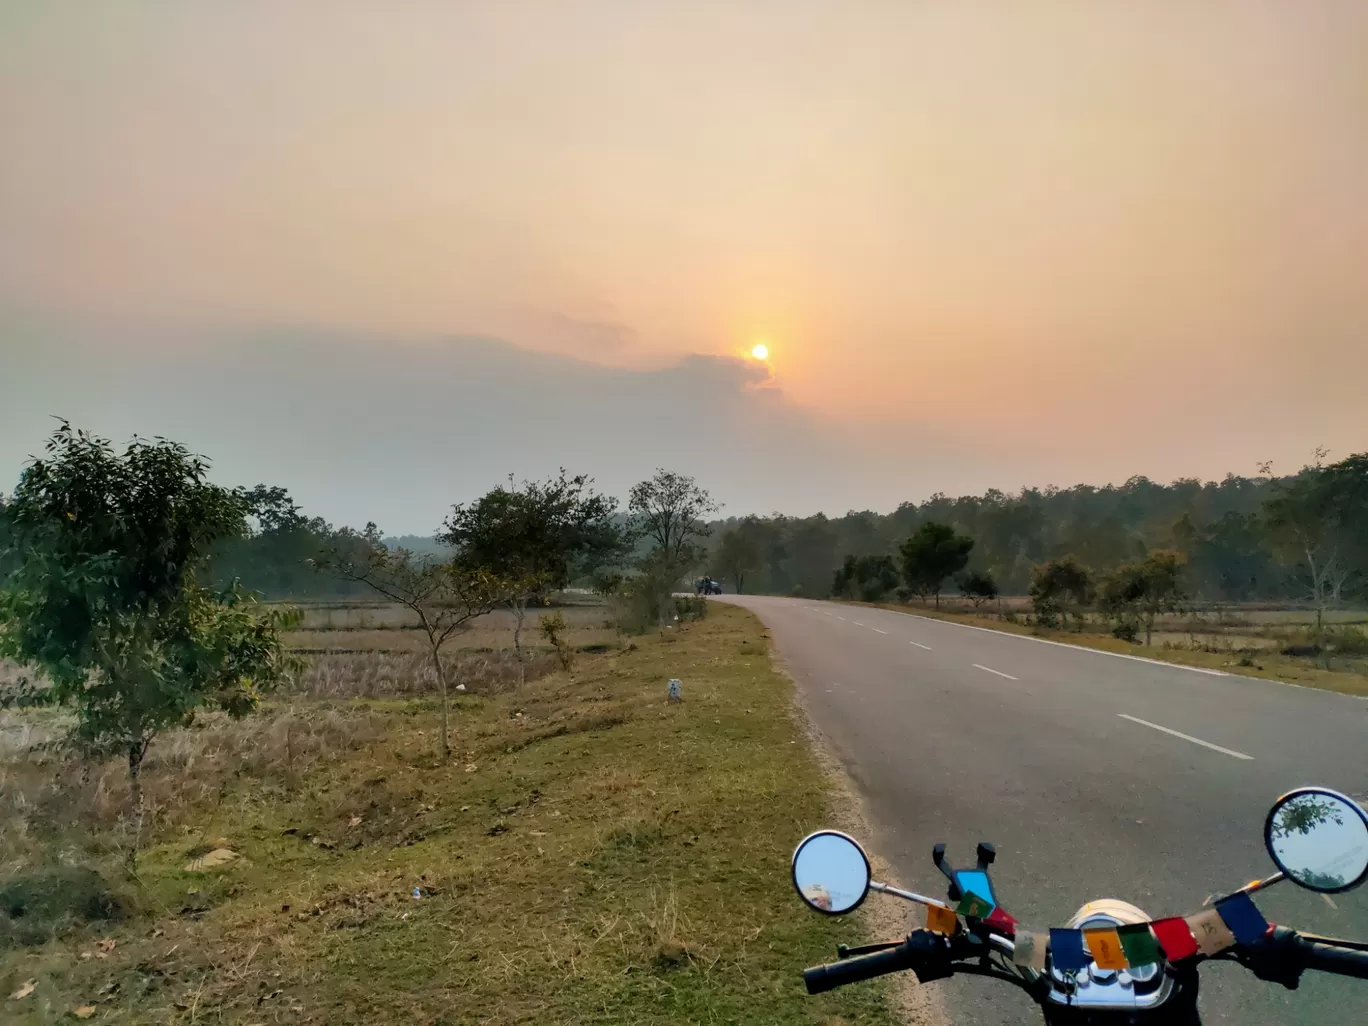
[3,3,1366,533]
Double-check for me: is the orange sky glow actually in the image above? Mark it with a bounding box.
[2,2,1366,528]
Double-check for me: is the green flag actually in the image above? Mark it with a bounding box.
[955,891,994,919]
[1117,924,1162,966]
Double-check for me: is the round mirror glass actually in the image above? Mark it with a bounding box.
[791,830,872,914]
[1265,788,1368,893]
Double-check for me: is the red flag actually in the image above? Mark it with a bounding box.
[986,906,1018,933]
[1152,917,1198,961]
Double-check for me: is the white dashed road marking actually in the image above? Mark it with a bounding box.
[973,664,1018,680]
[909,641,932,650]
[872,628,888,634]
[1117,714,1254,761]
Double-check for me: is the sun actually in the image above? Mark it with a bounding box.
[750,343,770,361]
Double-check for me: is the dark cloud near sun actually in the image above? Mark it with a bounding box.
[0,316,878,534]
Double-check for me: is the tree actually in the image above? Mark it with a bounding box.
[899,522,974,608]
[440,471,625,680]
[957,569,999,609]
[0,424,297,839]
[1029,556,1093,629]
[710,517,762,594]
[1263,450,1358,632]
[628,470,719,621]
[629,469,719,568]
[1101,550,1187,645]
[832,553,900,602]
[319,527,509,760]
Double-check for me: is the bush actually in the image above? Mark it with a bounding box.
[539,612,574,671]
[0,866,127,947]
[674,596,708,622]
[1111,619,1140,643]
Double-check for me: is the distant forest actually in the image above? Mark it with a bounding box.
[705,457,1368,605]
[4,457,1363,607]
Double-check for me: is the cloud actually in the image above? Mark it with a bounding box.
[0,316,877,533]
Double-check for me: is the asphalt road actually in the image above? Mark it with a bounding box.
[724,596,1368,1026]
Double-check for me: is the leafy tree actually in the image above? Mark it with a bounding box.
[710,517,763,594]
[1270,794,1345,840]
[319,527,510,760]
[957,569,999,609]
[629,469,719,569]
[899,522,974,608]
[786,515,838,597]
[440,471,625,677]
[1100,550,1187,645]
[832,553,900,602]
[1029,556,1094,629]
[628,470,719,619]
[0,424,297,833]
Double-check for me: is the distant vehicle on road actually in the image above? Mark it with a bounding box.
[695,576,723,595]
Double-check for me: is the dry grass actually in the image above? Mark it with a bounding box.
[0,605,901,1025]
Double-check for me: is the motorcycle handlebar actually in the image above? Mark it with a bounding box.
[1253,928,1368,981]
[803,944,915,994]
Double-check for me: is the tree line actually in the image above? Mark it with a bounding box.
[707,452,1368,622]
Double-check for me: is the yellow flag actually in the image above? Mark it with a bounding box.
[1084,927,1128,970]
[925,904,957,935]
[1186,908,1235,956]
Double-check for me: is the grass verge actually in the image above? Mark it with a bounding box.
[853,601,1368,697]
[2,604,904,1025]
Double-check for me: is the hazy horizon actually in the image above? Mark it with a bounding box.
[3,3,1365,532]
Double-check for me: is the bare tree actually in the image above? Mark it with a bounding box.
[1264,450,1344,634]
[317,525,509,760]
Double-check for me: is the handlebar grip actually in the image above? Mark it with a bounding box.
[1297,939,1368,980]
[803,945,913,994]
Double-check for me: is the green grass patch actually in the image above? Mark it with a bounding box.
[1,605,902,1025]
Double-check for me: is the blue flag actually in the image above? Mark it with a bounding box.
[1050,928,1090,971]
[1215,892,1269,945]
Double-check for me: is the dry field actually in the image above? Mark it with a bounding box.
[1,603,905,1025]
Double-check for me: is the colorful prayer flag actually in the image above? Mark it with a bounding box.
[1215,892,1269,945]
[1084,927,1128,970]
[1151,917,1198,961]
[1013,930,1048,970]
[1186,908,1235,956]
[1050,928,1090,971]
[1117,924,1163,966]
[986,906,1018,933]
[925,904,958,935]
[955,891,994,919]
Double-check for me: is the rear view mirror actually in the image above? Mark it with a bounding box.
[1265,788,1368,893]
[792,830,872,915]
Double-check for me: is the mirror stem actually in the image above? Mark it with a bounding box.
[871,880,953,910]
[1210,871,1285,907]
[1239,871,1285,897]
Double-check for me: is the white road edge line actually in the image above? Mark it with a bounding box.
[872,628,888,634]
[909,641,932,650]
[973,663,1018,680]
[1117,713,1254,761]
[892,610,1229,676]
